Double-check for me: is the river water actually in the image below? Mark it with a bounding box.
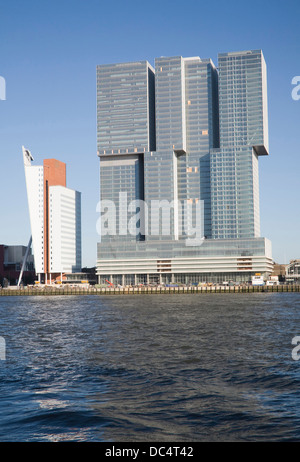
[0,293,300,442]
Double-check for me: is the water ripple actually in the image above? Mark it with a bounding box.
[0,293,300,441]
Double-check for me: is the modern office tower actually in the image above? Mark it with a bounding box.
[22,147,81,283]
[97,61,154,243]
[96,51,273,285]
[48,186,81,274]
[211,50,269,240]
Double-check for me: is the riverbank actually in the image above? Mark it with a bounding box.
[0,284,299,296]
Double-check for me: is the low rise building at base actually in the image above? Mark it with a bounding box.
[97,237,273,285]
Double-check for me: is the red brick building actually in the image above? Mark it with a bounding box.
[0,244,35,286]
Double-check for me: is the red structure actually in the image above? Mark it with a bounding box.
[0,244,36,286]
[43,159,66,277]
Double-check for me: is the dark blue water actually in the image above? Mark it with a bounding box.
[0,293,300,442]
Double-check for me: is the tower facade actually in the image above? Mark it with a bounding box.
[23,147,81,283]
[211,50,269,239]
[96,51,273,285]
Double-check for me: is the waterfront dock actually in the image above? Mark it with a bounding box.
[0,285,300,296]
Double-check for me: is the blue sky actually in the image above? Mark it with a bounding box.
[0,0,299,266]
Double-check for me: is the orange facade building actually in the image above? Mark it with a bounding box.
[23,147,81,284]
[43,159,66,276]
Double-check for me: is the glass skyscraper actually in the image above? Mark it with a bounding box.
[96,51,273,285]
[211,50,269,240]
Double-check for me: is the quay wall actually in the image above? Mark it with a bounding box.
[0,285,299,296]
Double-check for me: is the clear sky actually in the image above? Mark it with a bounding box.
[0,0,299,267]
